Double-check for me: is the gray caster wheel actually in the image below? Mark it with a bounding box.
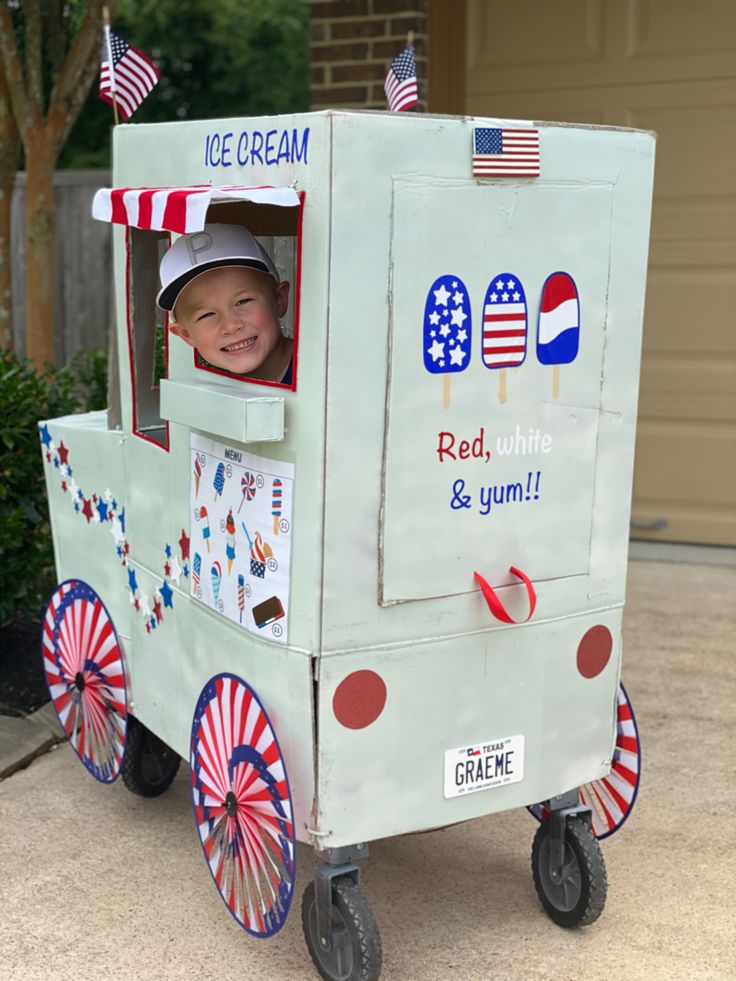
[302,877,382,981]
[122,716,180,797]
[531,817,607,927]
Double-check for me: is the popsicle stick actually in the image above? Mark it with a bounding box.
[499,369,507,404]
[442,374,451,409]
[552,364,560,400]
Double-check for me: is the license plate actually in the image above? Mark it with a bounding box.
[444,735,525,799]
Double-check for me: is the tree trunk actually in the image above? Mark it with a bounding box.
[0,75,20,351]
[24,127,56,368]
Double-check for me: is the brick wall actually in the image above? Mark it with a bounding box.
[310,1,428,111]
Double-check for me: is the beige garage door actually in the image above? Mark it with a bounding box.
[464,0,736,545]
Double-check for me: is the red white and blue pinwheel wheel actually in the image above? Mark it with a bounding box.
[41,580,128,782]
[528,682,641,839]
[190,674,296,937]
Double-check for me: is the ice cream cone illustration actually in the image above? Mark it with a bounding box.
[250,531,266,579]
[192,552,201,592]
[193,457,202,497]
[225,508,236,574]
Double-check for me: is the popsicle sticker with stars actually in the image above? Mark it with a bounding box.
[422,274,472,409]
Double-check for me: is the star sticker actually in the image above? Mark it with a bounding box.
[92,493,98,504]
[74,501,80,513]
[45,452,51,463]
[119,507,126,534]
[439,323,451,337]
[53,457,60,469]
[427,339,445,362]
[140,593,151,618]
[159,580,174,609]
[134,597,140,611]
[116,545,123,558]
[490,292,498,303]
[60,463,70,478]
[512,291,520,302]
[449,346,467,367]
[103,488,113,503]
[128,568,138,594]
[169,556,182,585]
[433,283,451,307]
[452,290,464,306]
[61,480,68,493]
[507,279,515,290]
[183,563,189,578]
[496,279,505,291]
[39,424,52,448]
[129,591,137,606]
[149,616,157,631]
[501,292,509,302]
[153,597,163,623]
[123,541,130,557]
[111,499,117,511]
[163,561,171,577]
[96,499,109,523]
[178,529,190,561]
[457,328,468,344]
[110,518,125,544]
[81,498,94,523]
[57,442,69,466]
[165,544,172,559]
[450,307,467,327]
[145,621,151,634]
[428,311,440,326]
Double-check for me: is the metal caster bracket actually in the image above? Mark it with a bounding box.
[546,790,591,885]
[313,843,369,954]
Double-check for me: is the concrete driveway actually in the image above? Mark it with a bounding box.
[1,559,734,981]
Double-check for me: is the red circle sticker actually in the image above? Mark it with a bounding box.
[577,625,613,679]
[333,670,387,730]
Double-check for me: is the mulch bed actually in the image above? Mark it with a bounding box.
[0,616,48,717]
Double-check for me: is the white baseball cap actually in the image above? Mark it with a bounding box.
[157,223,280,312]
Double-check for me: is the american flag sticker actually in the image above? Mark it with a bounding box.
[472,127,540,178]
[482,274,528,368]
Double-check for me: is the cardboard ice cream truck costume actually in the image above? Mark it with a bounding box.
[39,110,652,978]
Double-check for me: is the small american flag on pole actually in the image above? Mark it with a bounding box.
[384,44,418,112]
[472,127,540,178]
[100,28,159,121]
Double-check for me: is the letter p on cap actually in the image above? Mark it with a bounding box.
[187,231,213,264]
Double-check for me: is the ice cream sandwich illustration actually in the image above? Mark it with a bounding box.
[252,595,285,629]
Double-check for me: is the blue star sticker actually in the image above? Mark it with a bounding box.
[165,544,172,558]
[39,424,52,448]
[127,568,138,594]
[183,563,189,578]
[159,580,174,609]
[119,506,126,534]
[53,457,60,468]
[116,545,123,558]
[73,501,80,512]
[111,499,117,511]
[96,498,109,523]
[150,616,157,631]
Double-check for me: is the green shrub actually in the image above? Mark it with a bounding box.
[0,349,108,625]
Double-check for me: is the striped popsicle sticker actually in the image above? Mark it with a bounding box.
[272,478,283,535]
[482,273,527,404]
[537,271,580,399]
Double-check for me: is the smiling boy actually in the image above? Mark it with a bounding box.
[157,223,293,383]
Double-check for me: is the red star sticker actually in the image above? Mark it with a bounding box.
[134,597,140,610]
[57,441,70,466]
[61,481,68,493]
[81,498,94,523]
[46,452,51,462]
[92,493,98,504]
[123,541,130,556]
[145,621,151,633]
[178,529,190,561]
[164,561,171,577]
[153,598,163,623]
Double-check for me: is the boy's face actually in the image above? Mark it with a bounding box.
[169,265,290,378]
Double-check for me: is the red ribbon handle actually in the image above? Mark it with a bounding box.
[474,566,536,624]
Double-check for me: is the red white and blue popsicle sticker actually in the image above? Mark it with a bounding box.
[537,271,580,399]
[190,673,296,937]
[423,274,471,408]
[41,579,128,783]
[527,682,641,840]
[482,272,527,403]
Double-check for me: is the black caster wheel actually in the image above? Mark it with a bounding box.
[302,877,382,981]
[531,817,607,927]
[122,716,180,797]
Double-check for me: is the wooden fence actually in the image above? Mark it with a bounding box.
[12,169,112,364]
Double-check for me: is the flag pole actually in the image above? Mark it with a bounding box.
[102,6,119,126]
[406,30,414,47]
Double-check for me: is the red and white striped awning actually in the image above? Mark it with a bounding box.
[92,184,300,235]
